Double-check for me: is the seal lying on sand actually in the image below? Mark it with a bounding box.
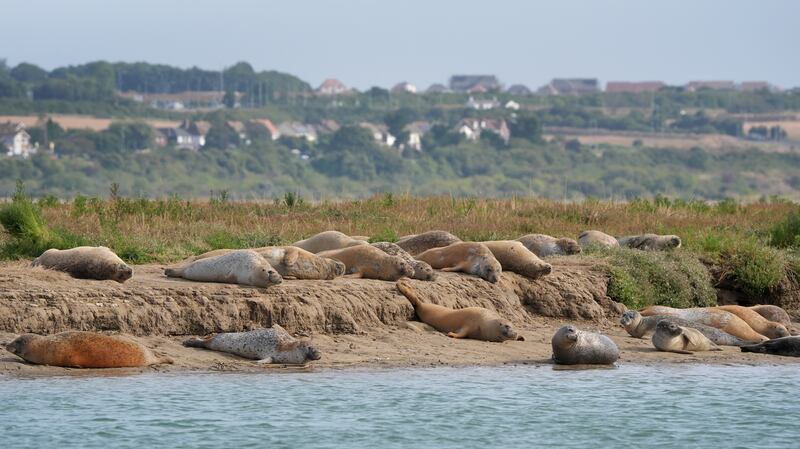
[416,242,502,283]
[183,325,320,364]
[516,234,582,257]
[32,246,133,283]
[186,246,345,280]
[396,281,523,342]
[396,230,462,256]
[551,325,619,365]
[165,250,282,287]
[371,242,435,281]
[317,245,413,281]
[652,320,722,354]
[640,306,769,343]
[749,305,798,335]
[620,310,748,346]
[291,230,368,254]
[741,336,800,358]
[617,234,682,251]
[480,240,552,280]
[714,305,790,339]
[5,331,172,368]
[577,230,619,249]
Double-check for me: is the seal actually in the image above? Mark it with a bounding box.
[183,324,321,364]
[291,230,368,254]
[396,280,523,342]
[551,325,619,365]
[396,230,462,256]
[640,306,769,342]
[516,234,582,257]
[620,310,748,346]
[741,336,800,357]
[617,234,682,251]
[186,246,345,280]
[164,250,282,287]
[748,305,797,335]
[415,242,502,283]
[714,305,790,339]
[480,240,552,280]
[316,245,413,281]
[652,320,722,354]
[32,246,133,283]
[5,331,172,368]
[577,230,620,249]
[371,242,436,281]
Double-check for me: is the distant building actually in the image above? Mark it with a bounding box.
[538,78,600,96]
[605,81,666,93]
[449,75,501,92]
[359,122,396,147]
[316,79,350,95]
[425,83,450,94]
[391,82,417,94]
[466,96,500,110]
[738,81,780,92]
[685,80,735,91]
[505,100,520,110]
[315,119,341,135]
[506,84,532,96]
[0,122,35,157]
[404,121,432,151]
[456,118,510,144]
[278,122,318,142]
[158,120,208,150]
[253,119,280,140]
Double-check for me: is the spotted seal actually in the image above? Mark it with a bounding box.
[183,324,320,364]
[551,325,620,365]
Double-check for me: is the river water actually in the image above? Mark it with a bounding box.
[1,364,798,449]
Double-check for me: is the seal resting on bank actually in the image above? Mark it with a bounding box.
[396,230,462,256]
[741,336,800,358]
[396,280,523,342]
[371,242,436,281]
[617,234,682,251]
[577,230,619,249]
[415,242,502,283]
[183,325,321,364]
[714,305,791,339]
[185,246,345,280]
[551,325,619,365]
[620,310,748,346]
[316,245,413,281]
[32,246,133,283]
[516,234,582,257]
[652,320,722,354]
[749,305,798,335]
[291,230,368,254]
[164,250,283,287]
[640,306,769,343]
[480,240,552,280]
[5,331,172,368]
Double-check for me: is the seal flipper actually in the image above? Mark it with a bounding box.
[182,336,213,349]
[446,329,469,339]
[256,357,274,364]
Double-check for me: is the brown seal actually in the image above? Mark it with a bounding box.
[186,246,345,280]
[480,240,552,280]
[516,234,582,257]
[291,230,368,254]
[714,305,790,339]
[415,242,502,283]
[749,305,796,334]
[551,325,619,365]
[640,305,769,342]
[371,242,436,281]
[617,234,682,251]
[5,331,172,368]
[317,245,413,281]
[32,246,133,283]
[396,280,523,342]
[396,230,462,256]
[652,320,722,354]
[620,310,748,346]
[577,230,620,249]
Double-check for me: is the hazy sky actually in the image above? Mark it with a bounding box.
[3,0,798,90]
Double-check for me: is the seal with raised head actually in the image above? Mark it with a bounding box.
[291,230,368,254]
[371,242,436,281]
[415,242,502,283]
[396,230,462,256]
[652,320,722,354]
[480,240,552,280]
[749,305,798,335]
[577,230,620,249]
[164,250,282,287]
[183,324,321,364]
[186,246,345,280]
[551,325,619,365]
[5,331,172,368]
[741,336,800,358]
[714,305,790,339]
[316,245,413,281]
[640,305,769,343]
[516,234,582,257]
[620,310,748,346]
[396,280,523,342]
[617,234,682,251]
[32,246,133,283]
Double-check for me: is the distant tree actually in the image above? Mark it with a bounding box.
[0,78,25,98]
[509,115,542,142]
[384,108,419,137]
[204,121,240,149]
[244,121,272,142]
[106,122,154,150]
[686,147,709,169]
[564,139,582,152]
[223,89,236,108]
[366,86,390,103]
[10,63,48,83]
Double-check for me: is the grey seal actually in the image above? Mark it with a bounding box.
[183,324,321,364]
[620,311,748,346]
[740,336,800,358]
[652,320,722,354]
[551,325,619,365]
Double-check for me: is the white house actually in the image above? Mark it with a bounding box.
[466,96,500,110]
[359,122,396,147]
[278,122,318,142]
[404,121,432,151]
[1,122,36,158]
[457,118,511,144]
[505,100,520,110]
[316,79,350,96]
[391,82,417,94]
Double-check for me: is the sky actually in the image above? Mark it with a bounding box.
[2,0,799,90]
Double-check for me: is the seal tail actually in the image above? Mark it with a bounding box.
[740,344,764,353]
[182,337,212,349]
[164,267,182,277]
[396,281,421,307]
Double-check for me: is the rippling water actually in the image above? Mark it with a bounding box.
[1,364,799,449]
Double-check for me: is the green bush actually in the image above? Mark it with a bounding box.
[719,238,786,298]
[369,228,399,243]
[204,230,282,250]
[769,208,800,248]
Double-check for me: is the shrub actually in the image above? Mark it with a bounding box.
[369,228,399,243]
[718,238,786,298]
[769,208,800,248]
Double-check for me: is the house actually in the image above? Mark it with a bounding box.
[605,81,666,93]
[538,78,600,95]
[739,81,779,92]
[685,81,735,91]
[253,119,280,140]
[391,82,417,94]
[277,122,318,142]
[449,75,501,92]
[506,84,532,96]
[404,121,432,151]
[0,122,35,158]
[316,79,350,96]
[466,96,500,110]
[158,120,208,150]
[359,122,396,147]
[315,119,340,135]
[426,83,450,94]
[456,118,510,144]
[505,100,520,110]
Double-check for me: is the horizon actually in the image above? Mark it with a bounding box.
[2,0,799,90]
